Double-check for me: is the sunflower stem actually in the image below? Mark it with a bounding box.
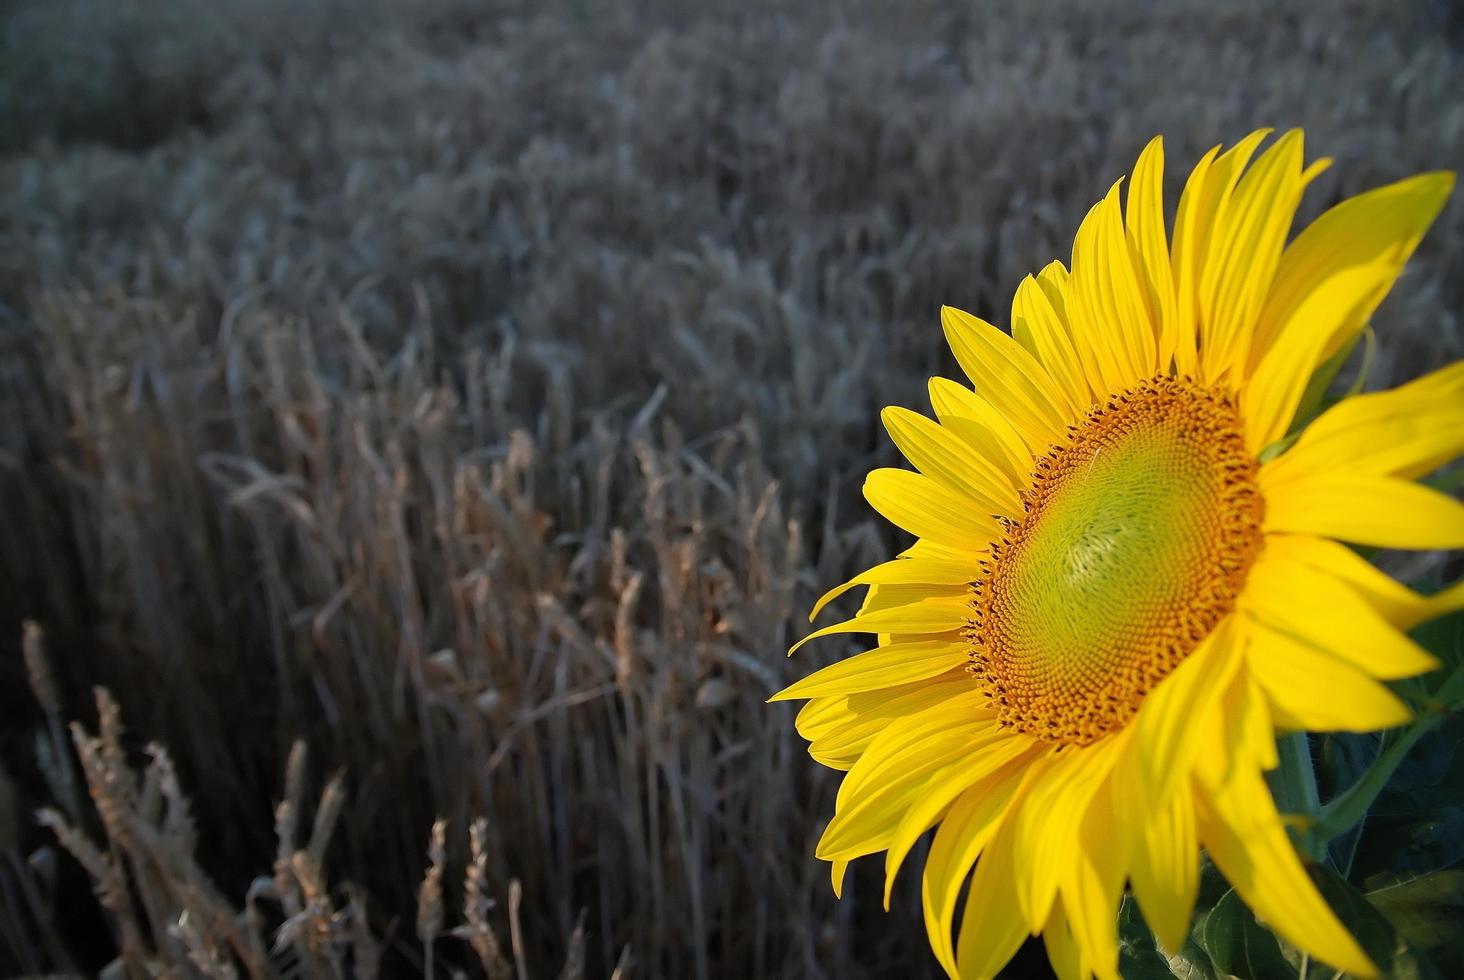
[1271,732,1322,860]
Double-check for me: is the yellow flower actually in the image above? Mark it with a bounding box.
[774,130,1463,980]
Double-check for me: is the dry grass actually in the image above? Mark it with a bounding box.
[0,0,1460,976]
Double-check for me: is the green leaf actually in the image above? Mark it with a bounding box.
[1118,896,1188,980]
[1157,859,1230,980]
[1195,890,1293,980]
[1366,869,1464,969]
[1306,864,1445,980]
[1164,938,1220,980]
[1355,808,1464,882]
[1311,613,1464,853]
[1380,717,1464,807]
[1125,947,1189,979]
[1339,713,1464,882]
[1195,853,1231,910]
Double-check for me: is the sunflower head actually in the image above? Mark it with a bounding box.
[775,130,1461,980]
[972,376,1264,746]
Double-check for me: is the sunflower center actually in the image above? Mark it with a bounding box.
[968,377,1263,746]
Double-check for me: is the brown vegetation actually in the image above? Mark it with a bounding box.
[1,0,1460,975]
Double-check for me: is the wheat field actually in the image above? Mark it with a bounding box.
[1,0,1461,976]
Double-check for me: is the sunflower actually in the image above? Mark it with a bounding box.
[773,130,1463,980]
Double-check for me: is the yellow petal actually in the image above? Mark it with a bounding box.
[857,580,941,651]
[830,858,849,899]
[818,698,994,861]
[1126,135,1178,371]
[772,635,966,703]
[883,742,1035,908]
[1302,393,1464,481]
[941,306,1072,452]
[1131,618,1243,807]
[1387,356,1464,402]
[881,406,1025,516]
[1260,534,1463,632]
[1131,787,1199,952]
[1042,901,1084,980]
[928,376,1033,484]
[771,638,970,703]
[1247,626,1414,731]
[833,690,996,811]
[796,673,968,758]
[795,694,855,743]
[1057,780,1127,980]
[1035,259,1072,319]
[859,581,963,615]
[1067,184,1157,393]
[864,466,1004,552]
[1169,143,1221,378]
[1264,361,1464,481]
[1240,553,1440,680]
[1011,273,1093,412]
[1249,171,1455,373]
[1199,130,1319,383]
[1241,262,1397,452]
[1260,472,1464,550]
[954,798,1032,980]
[900,537,974,562]
[1195,767,1376,978]
[789,593,972,656]
[1095,178,1161,378]
[1013,731,1128,932]
[808,556,977,622]
[1228,669,1280,774]
[808,675,974,770]
[1171,130,1271,378]
[922,763,1040,976]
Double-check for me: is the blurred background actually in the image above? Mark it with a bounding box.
[1,0,1460,976]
